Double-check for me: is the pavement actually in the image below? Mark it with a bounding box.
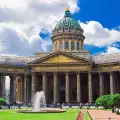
[88,110,120,120]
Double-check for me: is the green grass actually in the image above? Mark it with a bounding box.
[85,112,91,120]
[0,109,80,120]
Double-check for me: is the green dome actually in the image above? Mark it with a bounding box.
[53,9,83,32]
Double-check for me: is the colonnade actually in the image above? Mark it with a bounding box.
[0,71,119,104]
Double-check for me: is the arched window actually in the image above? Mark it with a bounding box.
[71,41,74,50]
[77,42,79,50]
[65,42,69,49]
[55,42,57,50]
[60,42,62,49]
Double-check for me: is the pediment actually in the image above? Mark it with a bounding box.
[29,51,90,64]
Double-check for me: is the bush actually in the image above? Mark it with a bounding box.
[95,94,120,113]
[108,94,120,113]
[0,98,6,106]
[95,95,111,110]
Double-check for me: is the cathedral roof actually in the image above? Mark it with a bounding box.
[53,8,83,33]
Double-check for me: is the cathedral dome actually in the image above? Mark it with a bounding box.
[52,8,85,52]
[53,8,83,33]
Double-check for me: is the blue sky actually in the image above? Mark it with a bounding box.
[0,0,120,56]
[74,0,120,29]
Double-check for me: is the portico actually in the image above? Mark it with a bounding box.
[27,51,92,103]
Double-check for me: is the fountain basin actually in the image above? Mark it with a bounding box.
[16,108,66,113]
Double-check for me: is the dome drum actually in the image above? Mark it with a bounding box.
[52,39,84,51]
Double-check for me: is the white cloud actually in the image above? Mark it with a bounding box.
[80,21,120,46]
[104,46,120,54]
[0,0,79,55]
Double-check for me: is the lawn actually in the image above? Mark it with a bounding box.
[85,112,91,120]
[0,109,80,120]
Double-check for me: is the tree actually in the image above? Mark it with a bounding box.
[108,94,120,113]
[0,98,6,109]
[95,95,111,110]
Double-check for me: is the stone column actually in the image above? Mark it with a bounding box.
[79,41,82,50]
[42,73,47,100]
[110,72,114,94]
[24,74,27,103]
[75,40,77,50]
[99,72,104,96]
[69,41,71,51]
[53,72,58,103]
[65,72,70,103]
[9,76,13,103]
[77,72,81,102]
[26,76,29,103]
[31,73,35,102]
[88,72,93,103]
[13,74,17,102]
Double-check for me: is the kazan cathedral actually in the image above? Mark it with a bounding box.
[0,9,120,104]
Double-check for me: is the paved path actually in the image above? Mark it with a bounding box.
[88,110,120,120]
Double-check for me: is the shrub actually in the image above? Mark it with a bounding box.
[95,95,111,110]
[108,94,120,110]
[0,98,6,106]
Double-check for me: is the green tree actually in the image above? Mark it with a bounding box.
[0,98,6,109]
[95,95,111,110]
[108,94,120,113]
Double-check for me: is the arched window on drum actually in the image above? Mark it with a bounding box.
[65,41,69,49]
[60,42,62,49]
[71,41,74,50]
[77,42,79,50]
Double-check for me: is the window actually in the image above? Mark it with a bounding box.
[71,41,74,50]
[77,42,79,50]
[55,42,57,50]
[60,42,62,49]
[65,42,69,49]
[65,27,68,31]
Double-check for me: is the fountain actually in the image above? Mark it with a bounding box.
[17,91,66,113]
[33,91,46,111]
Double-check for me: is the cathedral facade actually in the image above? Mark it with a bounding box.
[0,9,120,104]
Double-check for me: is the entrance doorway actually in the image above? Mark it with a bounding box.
[60,91,65,103]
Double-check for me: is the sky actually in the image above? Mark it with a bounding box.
[0,0,120,57]
[0,0,120,89]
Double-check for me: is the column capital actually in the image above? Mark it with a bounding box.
[65,72,69,75]
[109,71,114,74]
[32,72,36,75]
[76,71,80,74]
[98,72,103,74]
[42,72,47,75]
[24,73,28,76]
[53,72,57,75]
